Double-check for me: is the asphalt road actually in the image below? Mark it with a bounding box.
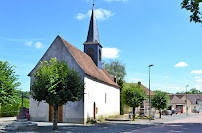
[1,114,202,132]
[128,114,202,133]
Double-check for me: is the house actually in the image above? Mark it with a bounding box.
[28,4,120,124]
[124,82,154,115]
[168,94,202,113]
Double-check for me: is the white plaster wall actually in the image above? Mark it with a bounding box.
[29,36,85,123]
[29,98,49,121]
[84,75,120,122]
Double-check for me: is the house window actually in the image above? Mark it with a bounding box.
[87,48,94,60]
[99,49,101,61]
[105,93,107,103]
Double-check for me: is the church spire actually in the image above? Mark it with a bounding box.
[84,3,100,45]
[83,2,102,70]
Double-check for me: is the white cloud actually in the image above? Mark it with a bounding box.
[164,76,169,78]
[191,70,202,74]
[196,79,202,82]
[175,62,188,67]
[76,8,114,21]
[196,85,200,90]
[25,41,33,46]
[104,0,128,2]
[35,42,43,49]
[102,47,120,58]
[195,76,201,79]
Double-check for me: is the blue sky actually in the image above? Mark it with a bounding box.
[0,0,202,93]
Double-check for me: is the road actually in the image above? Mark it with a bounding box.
[0,114,202,132]
[128,114,202,133]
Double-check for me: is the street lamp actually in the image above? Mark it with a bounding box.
[149,64,153,120]
[186,85,189,116]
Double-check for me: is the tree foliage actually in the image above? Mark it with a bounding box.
[0,61,20,104]
[103,60,126,80]
[122,83,146,120]
[151,91,169,118]
[31,58,84,130]
[117,78,125,115]
[176,88,202,94]
[181,0,202,23]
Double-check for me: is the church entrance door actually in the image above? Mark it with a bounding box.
[49,105,63,122]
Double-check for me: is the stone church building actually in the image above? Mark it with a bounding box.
[28,5,120,124]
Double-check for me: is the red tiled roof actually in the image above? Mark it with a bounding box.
[28,36,120,88]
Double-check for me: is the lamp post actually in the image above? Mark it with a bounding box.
[149,64,153,120]
[186,85,189,116]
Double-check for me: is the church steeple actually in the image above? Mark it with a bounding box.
[85,4,101,45]
[84,3,102,70]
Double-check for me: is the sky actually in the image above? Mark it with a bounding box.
[0,0,202,93]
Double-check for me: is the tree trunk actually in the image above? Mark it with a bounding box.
[53,104,58,130]
[159,109,161,118]
[132,107,136,120]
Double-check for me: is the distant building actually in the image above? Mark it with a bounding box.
[28,4,120,124]
[124,82,154,115]
[168,94,202,113]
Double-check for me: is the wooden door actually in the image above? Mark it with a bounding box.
[49,105,63,122]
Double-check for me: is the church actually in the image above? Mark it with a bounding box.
[28,4,120,124]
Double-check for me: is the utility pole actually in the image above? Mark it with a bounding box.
[186,85,189,116]
[149,64,153,120]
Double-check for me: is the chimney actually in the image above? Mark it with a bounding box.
[138,81,141,86]
[114,75,117,84]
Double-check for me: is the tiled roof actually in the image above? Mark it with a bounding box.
[168,95,186,104]
[187,94,202,105]
[59,36,119,88]
[168,94,202,105]
[126,83,154,95]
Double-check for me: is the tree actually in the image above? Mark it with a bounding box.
[151,91,169,118]
[122,83,146,120]
[181,0,202,23]
[103,59,126,115]
[190,88,200,94]
[117,78,124,115]
[31,58,84,130]
[0,61,20,104]
[103,60,126,80]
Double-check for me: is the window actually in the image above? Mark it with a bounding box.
[87,48,94,60]
[99,49,101,61]
[105,93,107,103]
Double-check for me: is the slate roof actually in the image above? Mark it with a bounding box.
[83,5,101,47]
[168,95,186,104]
[127,83,154,95]
[187,94,202,105]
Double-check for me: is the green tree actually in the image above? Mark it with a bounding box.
[0,61,20,104]
[31,58,84,130]
[103,60,126,80]
[117,78,124,115]
[122,83,146,120]
[181,0,202,23]
[190,88,200,94]
[151,91,169,118]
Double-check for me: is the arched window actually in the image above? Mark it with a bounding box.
[99,49,101,61]
[87,48,94,60]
